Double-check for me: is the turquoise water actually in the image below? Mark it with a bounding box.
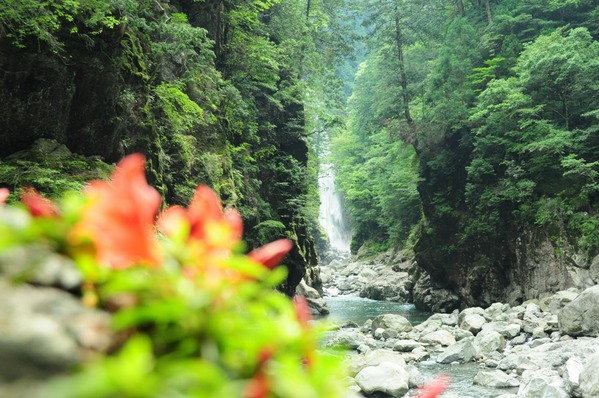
[321,295,431,326]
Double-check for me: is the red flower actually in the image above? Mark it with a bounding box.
[248,239,293,270]
[158,186,243,250]
[244,348,274,398]
[244,371,269,398]
[72,154,162,269]
[0,188,9,205]
[292,295,311,330]
[21,188,59,217]
[417,374,450,398]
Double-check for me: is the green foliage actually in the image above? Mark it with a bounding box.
[463,26,599,256]
[332,0,598,287]
[0,0,131,52]
[331,49,422,253]
[154,83,207,132]
[0,139,112,198]
[252,220,287,246]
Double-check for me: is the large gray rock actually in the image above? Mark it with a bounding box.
[0,278,112,382]
[0,246,82,290]
[436,337,477,364]
[580,353,599,398]
[541,289,580,315]
[296,279,329,315]
[518,368,569,398]
[371,314,413,333]
[355,362,410,397]
[359,268,410,301]
[458,308,487,334]
[347,349,407,377]
[481,321,521,338]
[473,370,519,388]
[393,339,423,353]
[473,328,506,357]
[412,273,460,312]
[419,330,456,347]
[325,330,366,350]
[558,285,599,337]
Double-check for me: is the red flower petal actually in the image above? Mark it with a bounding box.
[224,208,243,241]
[0,188,9,205]
[417,374,450,398]
[21,188,59,217]
[243,372,269,398]
[157,206,188,237]
[74,154,162,268]
[188,185,223,223]
[293,295,311,329]
[248,239,293,270]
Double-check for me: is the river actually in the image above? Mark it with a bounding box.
[320,295,518,398]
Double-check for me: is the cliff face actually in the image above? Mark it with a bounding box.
[0,1,320,296]
[414,129,599,312]
[506,231,599,304]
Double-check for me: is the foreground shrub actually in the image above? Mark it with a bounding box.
[0,154,346,397]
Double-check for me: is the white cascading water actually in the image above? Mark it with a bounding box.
[318,163,351,253]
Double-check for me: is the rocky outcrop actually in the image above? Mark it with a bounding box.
[558,285,599,337]
[295,279,329,315]
[320,251,414,301]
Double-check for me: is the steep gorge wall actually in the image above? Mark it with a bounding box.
[0,1,320,296]
[414,130,599,312]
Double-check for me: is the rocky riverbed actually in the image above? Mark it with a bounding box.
[319,251,415,302]
[300,250,599,398]
[307,252,599,397]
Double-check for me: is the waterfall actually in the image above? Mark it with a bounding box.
[318,163,351,253]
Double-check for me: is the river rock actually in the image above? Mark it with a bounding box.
[485,302,511,320]
[542,289,580,315]
[0,278,112,383]
[371,314,412,333]
[580,353,599,398]
[419,330,456,346]
[0,246,82,290]
[340,262,361,277]
[473,328,506,357]
[458,308,487,334]
[558,285,599,337]
[347,349,407,377]
[326,329,366,350]
[473,369,519,388]
[296,279,329,315]
[392,339,423,352]
[405,364,425,388]
[482,321,521,338]
[518,368,569,398]
[355,362,410,397]
[436,337,476,364]
[563,357,583,397]
[412,318,442,337]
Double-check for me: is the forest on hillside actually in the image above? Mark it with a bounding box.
[331,0,599,308]
[0,0,598,309]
